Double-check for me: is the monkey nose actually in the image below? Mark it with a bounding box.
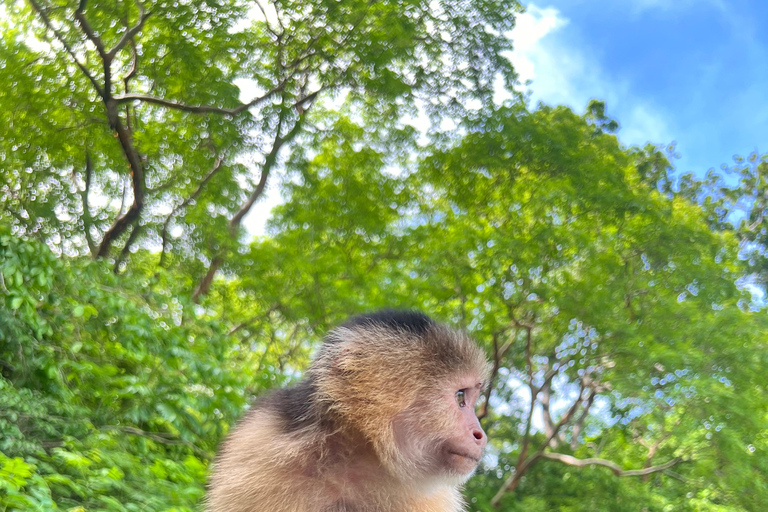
[472,428,485,443]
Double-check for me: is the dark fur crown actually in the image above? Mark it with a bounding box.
[336,309,435,338]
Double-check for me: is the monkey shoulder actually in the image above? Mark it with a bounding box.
[207,395,332,511]
[221,381,327,463]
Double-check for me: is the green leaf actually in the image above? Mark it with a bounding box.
[10,296,23,310]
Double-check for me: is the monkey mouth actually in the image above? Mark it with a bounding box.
[447,451,481,463]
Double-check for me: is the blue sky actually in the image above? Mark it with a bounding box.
[510,0,768,177]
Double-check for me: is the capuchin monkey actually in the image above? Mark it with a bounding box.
[207,310,490,512]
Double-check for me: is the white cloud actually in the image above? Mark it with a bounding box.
[508,5,569,86]
[509,4,673,147]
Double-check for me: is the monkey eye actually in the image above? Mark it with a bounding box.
[456,389,467,408]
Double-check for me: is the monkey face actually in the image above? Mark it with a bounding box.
[391,378,486,483]
[443,384,487,475]
[437,381,487,478]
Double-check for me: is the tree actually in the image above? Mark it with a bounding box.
[0,0,520,300]
[243,104,768,511]
[679,152,768,292]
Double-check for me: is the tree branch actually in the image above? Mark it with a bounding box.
[491,405,537,506]
[106,2,149,62]
[540,378,556,441]
[570,388,597,450]
[492,380,587,507]
[477,326,518,421]
[160,157,224,267]
[188,70,322,301]
[253,0,284,38]
[191,104,310,301]
[478,332,501,421]
[26,0,105,97]
[113,78,288,116]
[549,382,587,442]
[61,0,146,259]
[540,452,683,477]
[114,222,141,273]
[228,119,284,231]
[78,151,98,256]
[122,35,139,130]
[95,99,146,257]
[491,338,540,505]
[228,304,280,335]
[74,2,107,60]
[123,38,139,91]
[0,273,9,295]
[192,255,223,303]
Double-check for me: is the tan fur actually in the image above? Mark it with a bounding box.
[207,312,489,512]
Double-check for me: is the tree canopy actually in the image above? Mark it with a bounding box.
[1,1,767,511]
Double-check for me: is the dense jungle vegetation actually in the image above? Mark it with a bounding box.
[1,0,767,510]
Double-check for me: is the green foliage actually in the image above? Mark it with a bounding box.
[0,0,520,288]
[1,1,767,510]
[414,106,768,510]
[0,231,270,511]
[682,151,768,288]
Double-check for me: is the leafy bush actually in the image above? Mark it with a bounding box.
[0,231,259,511]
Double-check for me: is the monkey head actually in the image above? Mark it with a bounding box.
[310,310,490,485]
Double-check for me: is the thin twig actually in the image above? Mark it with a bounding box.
[113,78,288,116]
[78,150,98,256]
[540,452,683,477]
[26,0,105,97]
[101,425,211,459]
[160,157,224,267]
[106,1,149,62]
